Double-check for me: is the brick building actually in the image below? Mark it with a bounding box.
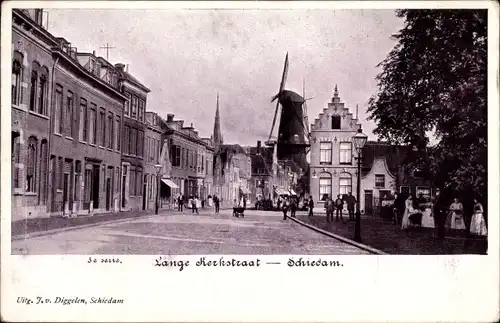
[115,63,150,211]
[219,144,252,205]
[164,114,214,203]
[48,40,126,216]
[11,9,53,220]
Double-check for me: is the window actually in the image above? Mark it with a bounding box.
[174,146,181,167]
[131,96,138,118]
[12,52,23,105]
[416,187,431,199]
[413,168,424,179]
[130,128,137,156]
[26,137,37,192]
[108,112,113,149]
[66,91,74,137]
[58,157,63,190]
[89,105,97,145]
[54,85,63,134]
[137,131,144,157]
[332,115,341,129]
[319,173,332,201]
[99,108,106,147]
[339,176,352,195]
[29,62,40,111]
[115,117,121,151]
[123,126,129,155]
[202,155,204,172]
[39,140,48,201]
[339,142,352,164]
[124,93,131,116]
[320,142,332,164]
[138,99,145,121]
[136,169,143,197]
[156,139,160,163]
[79,99,88,141]
[375,174,385,188]
[400,186,410,195]
[37,68,48,115]
[12,133,21,189]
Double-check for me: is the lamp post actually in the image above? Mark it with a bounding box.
[352,126,368,242]
[154,164,162,215]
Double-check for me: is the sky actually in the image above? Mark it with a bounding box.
[47,9,404,146]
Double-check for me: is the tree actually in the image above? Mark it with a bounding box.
[368,9,487,199]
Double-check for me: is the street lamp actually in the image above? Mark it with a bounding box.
[352,126,368,242]
[154,164,162,215]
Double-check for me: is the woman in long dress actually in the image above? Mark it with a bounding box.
[401,196,415,230]
[470,199,487,236]
[448,198,466,230]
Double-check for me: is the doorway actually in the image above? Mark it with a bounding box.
[106,178,111,211]
[92,166,100,209]
[142,175,147,210]
[364,190,373,215]
[63,173,69,216]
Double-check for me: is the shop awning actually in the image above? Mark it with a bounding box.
[161,178,179,189]
[289,189,297,195]
[275,188,289,196]
[239,186,251,194]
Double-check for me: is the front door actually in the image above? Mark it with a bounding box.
[92,166,100,209]
[121,175,126,208]
[365,190,373,215]
[106,178,111,211]
[63,173,69,215]
[142,175,147,210]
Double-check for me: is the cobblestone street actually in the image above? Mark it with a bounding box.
[12,209,371,255]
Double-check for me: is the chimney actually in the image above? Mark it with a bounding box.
[166,114,174,122]
[115,63,125,71]
[257,140,261,154]
[126,64,129,72]
[92,50,96,56]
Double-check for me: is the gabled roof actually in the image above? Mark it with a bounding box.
[118,69,151,93]
[361,141,409,177]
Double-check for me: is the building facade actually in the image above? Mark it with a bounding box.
[116,64,150,211]
[164,114,214,204]
[309,86,361,212]
[11,9,54,220]
[48,43,126,217]
[144,112,164,211]
[219,144,252,205]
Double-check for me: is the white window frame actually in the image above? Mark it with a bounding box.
[320,142,332,164]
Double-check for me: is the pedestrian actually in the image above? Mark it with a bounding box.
[290,196,297,218]
[324,196,333,222]
[432,189,448,240]
[214,195,220,213]
[447,197,465,232]
[470,198,487,236]
[308,196,314,217]
[346,192,356,221]
[178,194,184,212]
[192,196,199,215]
[282,197,289,220]
[335,194,344,222]
[401,195,415,230]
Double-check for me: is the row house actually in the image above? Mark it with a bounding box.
[11,9,53,221]
[48,42,126,216]
[164,114,214,203]
[115,63,150,211]
[143,112,165,211]
[219,144,252,205]
[309,86,434,214]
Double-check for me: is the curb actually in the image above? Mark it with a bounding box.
[288,216,387,255]
[11,213,163,241]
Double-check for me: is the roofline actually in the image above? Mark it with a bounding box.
[52,48,127,101]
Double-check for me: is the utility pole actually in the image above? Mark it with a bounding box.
[100,43,116,61]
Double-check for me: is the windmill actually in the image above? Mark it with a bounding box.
[265,53,310,175]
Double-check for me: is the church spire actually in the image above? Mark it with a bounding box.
[333,84,338,98]
[213,92,223,152]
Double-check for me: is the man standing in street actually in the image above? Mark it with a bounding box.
[214,195,220,214]
[433,188,447,240]
[335,194,344,222]
[192,196,199,215]
[308,196,314,217]
[290,196,297,218]
[178,194,184,212]
[346,192,356,221]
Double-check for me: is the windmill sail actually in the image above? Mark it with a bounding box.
[268,52,289,142]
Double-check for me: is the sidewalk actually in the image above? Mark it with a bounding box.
[297,214,488,255]
[11,209,162,237]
